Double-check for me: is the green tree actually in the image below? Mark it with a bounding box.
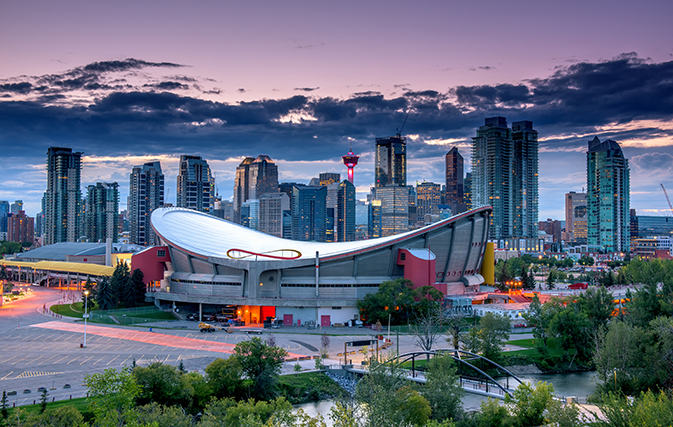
[476,312,512,361]
[39,388,48,413]
[135,402,193,427]
[198,397,294,427]
[132,362,192,407]
[82,277,95,308]
[85,367,140,427]
[356,357,427,427]
[478,398,511,427]
[3,281,14,294]
[234,338,288,400]
[110,262,132,308]
[1,390,8,419]
[17,405,87,427]
[206,357,244,398]
[577,286,614,334]
[356,278,416,324]
[423,355,463,423]
[130,268,146,306]
[578,255,594,266]
[546,269,556,290]
[95,276,114,310]
[184,371,212,412]
[549,306,592,363]
[505,381,557,427]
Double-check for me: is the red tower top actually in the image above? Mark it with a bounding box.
[342,149,359,184]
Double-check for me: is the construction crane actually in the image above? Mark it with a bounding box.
[661,183,673,215]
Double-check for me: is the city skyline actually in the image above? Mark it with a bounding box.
[1,1,672,220]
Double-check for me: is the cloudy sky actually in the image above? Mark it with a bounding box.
[1,0,673,220]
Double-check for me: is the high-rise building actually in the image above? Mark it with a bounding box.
[292,186,327,242]
[129,161,164,246]
[44,147,83,245]
[7,211,34,243]
[319,173,341,186]
[177,155,214,213]
[375,186,409,237]
[565,192,587,243]
[463,172,472,209]
[512,121,539,239]
[259,193,290,238]
[445,147,464,208]
[587,137,630,252]
[233,155,278,222]
[472,117,538,240]
[416,182,442,221]
[241,199,260,231]
[213,199,235,222]
[10,200,23,215]
[0,201,9,233]
[336,180,356,242]
[375,135,406,187]
[368,200,382,239]
[85,182,119,243]
[538,218,562,243]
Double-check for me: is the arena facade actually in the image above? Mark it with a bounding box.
[147,206,492,326]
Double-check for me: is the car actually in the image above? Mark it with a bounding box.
[37,387,46,392]
[63,384,71,389]
[23,389,31,394]
[7,391,16,396]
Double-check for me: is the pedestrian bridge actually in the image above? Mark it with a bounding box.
[336,348,524,400]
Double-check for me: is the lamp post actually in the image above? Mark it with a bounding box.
[613,367,617,392]
[83,290,89,348]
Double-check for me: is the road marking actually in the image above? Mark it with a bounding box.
[163,355,170,363]
[11,356,30,365]
[79,356,94,365]
[93,356,106,365]
[52,356,69,365]
[120,355,132,366]
[15,371,64,378]
[38,355,58,364]
[0,371,14,380]
[67,357,80,365]
[2,356,18,364]
[107,355,119,365]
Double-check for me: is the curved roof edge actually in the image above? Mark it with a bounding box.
[152,206,492,261]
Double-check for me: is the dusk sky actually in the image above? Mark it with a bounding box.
[2,0,673,220]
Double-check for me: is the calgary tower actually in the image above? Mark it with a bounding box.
[342,146,359,184]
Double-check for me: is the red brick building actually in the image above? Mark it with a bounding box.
[7,211,34,243]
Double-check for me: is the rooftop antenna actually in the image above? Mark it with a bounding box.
[396,109,410,137]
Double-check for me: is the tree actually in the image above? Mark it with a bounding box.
[578,255,594,266]
[357,278,416,324]
[206,356,244,398]
[1,390,8,419]
[39,388,48,413]
[411,303,444,355]
[549,305,592,363]
[199,396,295,427]
[577,286,614,334]
[184,371,212,412]
[110,262,132,308]
[505,381,557,427]
[320,333,330,358]
[444,310,468,350]
[356,356,427,427]
[135,402,193,427]
[522,294,556,349]
[423,355,464,423]
[234,337,288,400]
[476,312,512,361]
[95,276,114,310]
[85,367,140,427]
[132,362,192,407]
[3,281,14,294]
[129,268,146,306]
[546,269,556,290]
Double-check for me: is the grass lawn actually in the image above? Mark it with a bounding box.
[51,302,85,318]
[124,311,176,320]
[5,396,88,418]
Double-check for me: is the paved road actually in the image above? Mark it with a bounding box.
[0,287,536,407]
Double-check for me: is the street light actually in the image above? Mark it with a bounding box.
[614,367,617,392]
[83,290,90,348]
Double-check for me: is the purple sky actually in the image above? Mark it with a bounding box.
[1,0,673,220]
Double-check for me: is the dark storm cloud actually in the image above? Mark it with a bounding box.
[0,82,33,94]
[1,53,672,165]
[0,58,186,95]
[294,87,319,92]
[144,81,189,90]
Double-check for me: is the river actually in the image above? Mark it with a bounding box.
[296,371,599,423]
